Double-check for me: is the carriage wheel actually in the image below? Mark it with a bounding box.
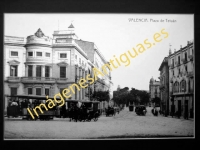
[93,118,98,122]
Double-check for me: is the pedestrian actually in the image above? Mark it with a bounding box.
[154,107,158,116]
[151,108,154,115]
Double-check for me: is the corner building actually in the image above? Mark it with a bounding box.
[149,77,160,106]
[4,24,112,114]
[159,57,169,116]
[168,41,194,119]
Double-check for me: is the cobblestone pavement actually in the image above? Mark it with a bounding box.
[4,107,194,139]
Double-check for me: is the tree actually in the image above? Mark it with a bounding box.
[85,87,110,102]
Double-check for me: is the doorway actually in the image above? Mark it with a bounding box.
[184,100,188,119]
[178,100,181,117]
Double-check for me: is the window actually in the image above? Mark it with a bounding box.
[11,88,17,96]
[36,88,41,95]
[178,56,180,65]
[45,66,50,77]
[36,52,42,56]
[28,65,33,77]
[60,53,67,58]
[180,80,186,92]
[185,65,187,72]
[28,88,32,95]
[46,53,50,57]
[185,52,187,61]
[75,66,78,81]
[172,59,174,66]
[28,52,33,57]
[11,51,18,56]
[174,82,179,93]
[172,70,174,76]
[45,88,50,96]
[60,67,66,78]
[75,55,77,60]
[36,66,42,77]
[10,65,18,76]
[79,58,81,64]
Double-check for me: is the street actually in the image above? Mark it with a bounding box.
[4,107,194,139]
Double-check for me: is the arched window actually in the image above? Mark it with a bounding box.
[174,82,179,93]
[177,82,179,93]
[180,80,186,92]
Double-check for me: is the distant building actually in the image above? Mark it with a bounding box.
[168,41,194,119]
[149,77,160,106]
[159,57,169,115]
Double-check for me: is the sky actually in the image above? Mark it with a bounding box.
[4,14,194,93]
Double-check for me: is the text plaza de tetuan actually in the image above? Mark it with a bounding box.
[4,24,113,114]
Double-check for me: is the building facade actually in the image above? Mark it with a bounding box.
[149,77,160,106]
[159,57,169,115]
[168,41,194,119]
[4,24,113,114]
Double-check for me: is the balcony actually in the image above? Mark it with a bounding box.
[7,76,21,83]
[56,78,68,84]
[181,58,187,64]
[170,63,174,68]
[159,85,165,90]
[187,71,194,78]
[170,77,173,83]
[21,77,56,83]
[188,54,193,61]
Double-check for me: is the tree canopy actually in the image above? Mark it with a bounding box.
[85,87,110,102]
[113,87,150,106]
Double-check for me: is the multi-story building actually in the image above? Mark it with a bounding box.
[168,41,194,119]
[159,57,169,116]
[4,36,26,112]
[4,23,113,114]
[149,77,160,106]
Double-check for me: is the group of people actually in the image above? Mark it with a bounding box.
[151,107,158,116]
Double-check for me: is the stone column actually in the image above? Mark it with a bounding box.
[33,65,36,77]
[42,66,45,77]
[25,65,28,77]
[50,66,52,78]
[33,87,36,95]
[42,85,45,95]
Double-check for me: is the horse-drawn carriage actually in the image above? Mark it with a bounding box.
[105,106,115,117]
[66,100,100,122]
[6,95,60,120]
[135,105,147,116]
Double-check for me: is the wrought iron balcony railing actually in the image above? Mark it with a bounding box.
[188,54,193,61]
[181,58,187,64]
[7,76,21,82]
[187,71,194,78]
[21,77,56,83]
